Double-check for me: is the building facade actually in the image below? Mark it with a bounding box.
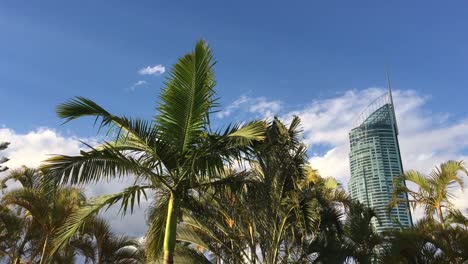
[348,91,412,233]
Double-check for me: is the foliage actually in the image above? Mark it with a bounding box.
[40,39,266,264]
[0,142,9,173]
[0,166,142,264]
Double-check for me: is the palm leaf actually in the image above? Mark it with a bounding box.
[225,121,267,147]
[50,186,151,256]
[157,39,216,153]
[41,143,154,185]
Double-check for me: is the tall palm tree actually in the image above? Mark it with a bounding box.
[391,160,468,228]
[41,40,265,264]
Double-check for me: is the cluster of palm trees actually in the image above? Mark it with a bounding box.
[383,160,468,263]
[1,40,467,263]
[0,167,144,263]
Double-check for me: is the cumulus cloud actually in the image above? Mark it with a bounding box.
[130,80,147,91]
[0,127,83,168]
[138,64,165,76]
[0,127,148,237]
[216,95,281,119]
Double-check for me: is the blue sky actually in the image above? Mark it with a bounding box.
[1,0,468,135]
[1,1,468,236]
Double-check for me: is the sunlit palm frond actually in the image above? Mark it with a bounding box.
[41,143,154,185]
[225,121,267,147]
[157,40,216,153]
[401,170,432,192]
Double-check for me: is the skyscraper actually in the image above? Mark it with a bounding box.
[348,87,412,233]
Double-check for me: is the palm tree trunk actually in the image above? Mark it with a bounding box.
[163,192,177,264]
[437,206,445,229]
[39,235,49,264]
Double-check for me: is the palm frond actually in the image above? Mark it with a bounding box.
[176,224,209,250]
[225,121,267,147]
[1,188,49,226]
[157,39,217,153]
[0,166,39,190]
[56,97,161,152]
[41,143,152,185]
[51,186,151,255]
[400,170,431,192]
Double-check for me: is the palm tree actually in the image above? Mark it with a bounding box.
[380,217,452,264]
[80,217,144,264]
[391,160,468,229]
[41,40,265,264]
[1,166,88,263]
[0,203,32,263]
[342,202,382,263]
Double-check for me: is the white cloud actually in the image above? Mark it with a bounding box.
[216,95,281,119]
[0,127,83,168]
[130,80,147,91]
[138,64,165,76]
[0,127,148,237]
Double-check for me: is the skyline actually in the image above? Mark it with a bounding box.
[1,1,468,237]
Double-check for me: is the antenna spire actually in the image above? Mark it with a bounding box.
[385,66,399,134]
[386,66,394,106]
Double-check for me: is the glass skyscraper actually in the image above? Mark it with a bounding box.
[348,89,412,233]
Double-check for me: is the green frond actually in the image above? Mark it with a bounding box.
[157,39,217,153]
[56,97,160,152]
[1,188,49,226]
[400,170,431,192]
[171,244,213,264]
[0,166,40,189]
[56,96,112,125]
[176,224,209,250]
[299,195,321,233]
[51,186,150,256]
[226,121,267,147]
[41,143,149,185]
[446,209,468,227]
[438,160,466,190]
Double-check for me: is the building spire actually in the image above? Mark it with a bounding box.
[386,67,399,133]
[386,66,394,106]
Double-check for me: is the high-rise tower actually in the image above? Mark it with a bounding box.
[348,85,412,233]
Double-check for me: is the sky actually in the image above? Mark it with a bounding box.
[1,1,468,237]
